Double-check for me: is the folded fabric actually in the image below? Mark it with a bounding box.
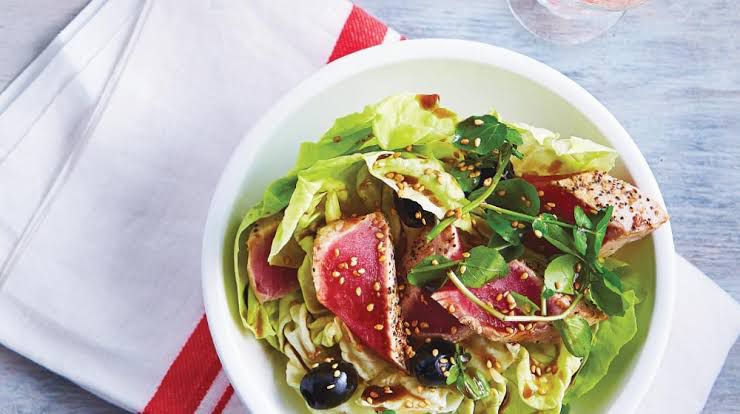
[0,0,736,413]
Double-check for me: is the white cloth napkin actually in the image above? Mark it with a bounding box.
[0,0,736,413]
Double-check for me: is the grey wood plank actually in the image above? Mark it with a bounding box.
[0,0,737,413]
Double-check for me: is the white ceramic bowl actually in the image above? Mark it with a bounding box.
[202,39,674,413]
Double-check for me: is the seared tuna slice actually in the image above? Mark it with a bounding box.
[313,212,407,369]
[525,172,669,256]
[246,215,299,303]
[400,227,471,342]
[431,261,604,343]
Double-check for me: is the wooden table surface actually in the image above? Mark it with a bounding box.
[0,0,737,413]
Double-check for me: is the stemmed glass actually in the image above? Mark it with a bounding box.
[508,0,648,44]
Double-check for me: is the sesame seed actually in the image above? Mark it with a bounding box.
[331,271,340,277]
[355,287,362,296]
[538,387,547,395]
[375,232,384,239]
[520,272,529,280]
[518,323,525,331]
[326,384,335,390]
[545,366,552,373]
[508,303,517,310]
[405,328,411,335]
[437,175,444,184]
[333,248,340,257]
[415,211,422,219]
[534,229,543,238]
[358,268,366,275]
[547,202,556,208]
[575,262,582,272]
[526,323,533,330]
[474,119,484,126]
[506,327,515,334]
[374,324,384,331]
[334,370,341,377]
[374,282,381,291]
[370,391,380,398]
[446,210,455,218]
[486,360,493,369]
[420,322,430,329]
[366,303,374,312]
[498,190,506,196]
[459,265,467,274]
[406,400,414,408]
[339,277,345,285]
[431,259,439,265]
[311,363,319,368]
[496,293,503,301]
[483,177,493,187]
[511,221,519,228]
[448,304,456,313]
[536,367,542,376]
[379,255,386,262]
[432,348,439,357]
[555,282,562,289]
[384,386,392,394]
[517,223,526,229]
[538,190,545,197]
[366,397,373,404]
[460,138,470,145]
[506,294,516,304]
[405,145,413,152]
[332,136,341,143]
[350,257,358,266]
[443,371,450,378]
[450,326,458,334]
[474,137,481,147]
[385,172,395,179]
[425,338,432,343]
[332,363,338,369]
[462,251,471,258]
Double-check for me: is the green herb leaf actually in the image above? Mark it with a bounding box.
[407,255,456,287]
[381,411,397,414]
[446,364,460,385]
[453,115,523,155]
[574,228,588,255]
[589,277,626,316]
[573,206,593,230]
[484,212,522,246]
[554,316,593,358]
[542,288,556,300]
[458,246,509,288]
[449,166,479,193]
[561,404,571,414]
[485,178,541,216]
[589,205,613,258]
[460,370,492,401]
[544,255,578,294]
[532,216,580,257]
[509,291,541,315]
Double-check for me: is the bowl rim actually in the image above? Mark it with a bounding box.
[202,38,675,414]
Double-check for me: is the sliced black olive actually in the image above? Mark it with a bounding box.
[393,194,435,228]
[300,360,359,410]
[408,338,456,386]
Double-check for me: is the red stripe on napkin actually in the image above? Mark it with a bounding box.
[212,385,234,414]
[143,316,222,413]
[144,6,398,413]
[327,5,388,62]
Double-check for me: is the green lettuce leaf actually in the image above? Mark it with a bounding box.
[269,153,368,260]
[503,342,581,412]
[363,152,466,219]
[565,290,639,401]
[501,118,617,176]
[296,236,325,315]
[371,93,457,149]
[233,207,281,336]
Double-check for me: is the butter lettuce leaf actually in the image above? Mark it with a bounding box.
[363,152,466,219]
[371,93,457,150]
[565,290,639,402]
[501,118,617,176]
[269,153,368,260]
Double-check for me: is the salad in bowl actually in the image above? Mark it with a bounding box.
[231,93,668,414]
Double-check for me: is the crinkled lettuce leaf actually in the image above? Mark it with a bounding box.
[269,153,368,260]
[233,208,282,336]
[363,151,467,219]
[296,236,326,315]
[495,113,617,176]
[370,93,457,150]
[502,342,581,413]
[359,371,465,413]
[565,289,639,402]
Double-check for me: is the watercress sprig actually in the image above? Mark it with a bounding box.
[445,344,491,401]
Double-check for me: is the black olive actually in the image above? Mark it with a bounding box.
[408,338,456,386]
[393,194,435,228]
[300,360,358,410]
